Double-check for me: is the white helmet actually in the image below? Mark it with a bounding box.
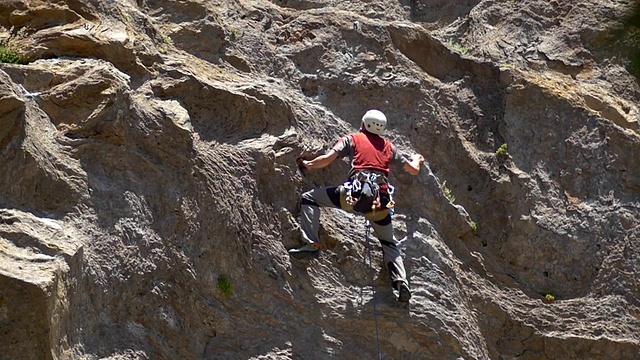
[361,109,387,135]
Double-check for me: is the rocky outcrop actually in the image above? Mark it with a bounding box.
[0,0,639,359]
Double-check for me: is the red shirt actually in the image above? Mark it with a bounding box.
[332,131,406,177]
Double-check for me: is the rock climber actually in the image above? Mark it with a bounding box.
[290,109,425,303]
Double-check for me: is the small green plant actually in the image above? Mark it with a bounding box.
[446,38,468,55]
[441,180,455,203]
[542,289,556,302]
[157,36,173,54]
[470,221,477,234]
[0,45,24,64]
[230,27,238,38]
[496,143,508,156]
[217,275,233,296]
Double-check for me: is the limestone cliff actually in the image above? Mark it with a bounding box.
[1,0,639,359]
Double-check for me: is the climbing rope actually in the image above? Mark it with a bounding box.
[364,219,383,360]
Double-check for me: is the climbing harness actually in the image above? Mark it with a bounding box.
[343,171,395,215]
[364,219,383,360]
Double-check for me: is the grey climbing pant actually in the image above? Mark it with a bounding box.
[299,186,408,286]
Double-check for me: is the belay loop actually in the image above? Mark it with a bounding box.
[343,171,395,214]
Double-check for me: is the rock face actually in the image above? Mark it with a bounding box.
[0,0,639,359]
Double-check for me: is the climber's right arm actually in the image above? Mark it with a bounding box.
[403,154,424,176]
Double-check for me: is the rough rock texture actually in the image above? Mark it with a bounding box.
[1,0,639,359]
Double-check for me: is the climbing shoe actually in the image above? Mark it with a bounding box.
[288,242,322,254]
[396,281,411,303]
